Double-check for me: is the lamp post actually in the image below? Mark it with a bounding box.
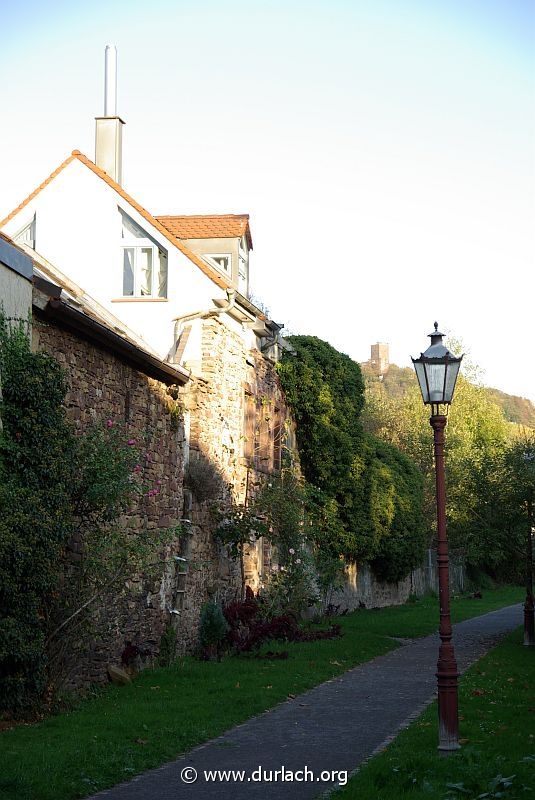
[412,323,463,753]
[522,450,534,647]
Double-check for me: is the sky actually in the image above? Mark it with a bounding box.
[1,0,534,400]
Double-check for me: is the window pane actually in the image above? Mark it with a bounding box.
[427,363,446,403]
[122,213,148,239]
[444,361,461,403]
[414,362,429,403]
[158,250,168,298]
[123,248,135,295]
[213,255,231,273]
[139,248,153,296]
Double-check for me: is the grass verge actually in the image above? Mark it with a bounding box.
[334,627,534,800]
[0,586,523,800]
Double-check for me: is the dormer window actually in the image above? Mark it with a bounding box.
[202,254,232,275]
[120,209,168,298]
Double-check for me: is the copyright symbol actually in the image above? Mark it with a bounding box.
[181,766,198,784]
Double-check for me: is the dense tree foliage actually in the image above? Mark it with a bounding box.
[362,355,522,580]
[362,361,535,429]
[485,388,535,428]
[451,433,535,584]
[278,336,426,579]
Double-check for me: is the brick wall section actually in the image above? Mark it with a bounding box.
[33,313,185,686]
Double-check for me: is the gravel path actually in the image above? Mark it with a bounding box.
[89,603,522,800]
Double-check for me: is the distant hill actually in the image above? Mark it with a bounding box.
[361,363,535,428]
[484,387,535,428]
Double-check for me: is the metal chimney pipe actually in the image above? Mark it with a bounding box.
[104,45,117,117]
[95,45,124,184]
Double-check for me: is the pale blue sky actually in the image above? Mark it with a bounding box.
[1,1,534,399]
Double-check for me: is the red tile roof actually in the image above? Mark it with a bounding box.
[156,214,253,249]
[0,152,235,291]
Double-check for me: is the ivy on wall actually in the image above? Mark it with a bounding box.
[0,317,74,713]
[0,316,174,714]
[277,335,425,580]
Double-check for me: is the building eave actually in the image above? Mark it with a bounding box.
[33,282,189,386]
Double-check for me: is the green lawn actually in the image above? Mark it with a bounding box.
[334,627,534,800]
[0,586,523,800]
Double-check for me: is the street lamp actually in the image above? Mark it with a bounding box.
[412,323,463,753]
[522,450,534,647]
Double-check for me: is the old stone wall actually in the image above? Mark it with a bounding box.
[330,549,465,612]
[176,317,297,648]
[33,313,186,687]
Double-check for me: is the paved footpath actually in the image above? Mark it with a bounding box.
[90,604,522,800]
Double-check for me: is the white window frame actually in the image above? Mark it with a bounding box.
[120,210,168,298]
[202,253,232,276]
[238,236,248,292]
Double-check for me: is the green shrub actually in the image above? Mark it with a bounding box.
[198,601,229,660]
[158,623,178,667]
[259,547,319,619]
[0,316,169,714]
[0,318,73,713]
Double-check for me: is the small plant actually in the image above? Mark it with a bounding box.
[222,595,341,654]
[260,548,319,619]
[158,623,178,667]
[198,601,229,660]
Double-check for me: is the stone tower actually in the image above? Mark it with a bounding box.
[369,342,389,375]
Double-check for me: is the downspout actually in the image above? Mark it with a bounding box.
[172,289,236,361]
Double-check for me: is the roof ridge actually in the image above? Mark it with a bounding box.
[156,213,250,219]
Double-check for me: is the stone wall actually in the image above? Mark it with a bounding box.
[33,312,186,687]
[175,316,296,650]
[330,549,465,612]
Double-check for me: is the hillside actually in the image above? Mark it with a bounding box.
[362,363,535,428]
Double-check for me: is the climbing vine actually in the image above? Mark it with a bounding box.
[277,335,426,580]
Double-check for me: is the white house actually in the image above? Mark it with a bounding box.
[0,73,296,623]
[0,149,280,375]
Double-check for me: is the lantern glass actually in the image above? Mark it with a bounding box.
[414,361,430,403]
[443,359,461,403]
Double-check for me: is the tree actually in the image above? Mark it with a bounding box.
[458,432,535,585]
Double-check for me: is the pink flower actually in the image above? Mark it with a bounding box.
[134,464,141,473]
[127,439,136,446]
[106,419,114,428]
[289,547,295,555]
